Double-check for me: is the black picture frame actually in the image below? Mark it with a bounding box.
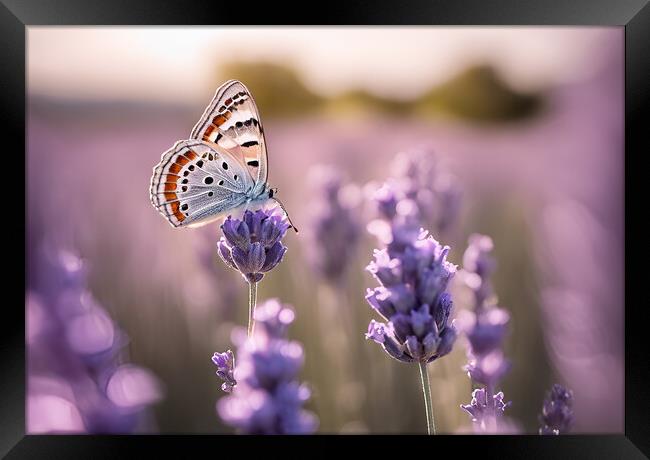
[5,0,648,457]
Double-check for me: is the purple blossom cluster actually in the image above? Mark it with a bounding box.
[458,234,512,432]
[365,191,458,364]
[373,148,461,235]
[539,384,574,435]
[214,299,318,434]
[27,250,163,433]
[218,208,290,284]
[461,388,509,428]
[306,165,360,284]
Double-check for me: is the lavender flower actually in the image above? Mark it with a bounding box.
[216,299,317,434]
[461,388,511,430]
[217,207,290,336]
[306,165,360,284]
[27,249,163,433]
[217,207,290,284]
[458,234,512,432]
[365,179,458,435]
[365,201,458,364]
[212,350,236,393]
[539,384,574,435]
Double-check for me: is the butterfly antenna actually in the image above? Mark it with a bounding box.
[271,196,299,233]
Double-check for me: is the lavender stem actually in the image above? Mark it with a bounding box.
[247,281,258,337]
[418,362,436,435]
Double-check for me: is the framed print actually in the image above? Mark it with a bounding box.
[3,0,649,457]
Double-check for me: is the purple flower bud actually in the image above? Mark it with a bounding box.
[434,292,453,329]
[410,305,434,338]
[367,250,403,286]
[435,324,457,358]
[221,217,251,251]
[212,350,236,393]
[243,210,264,239]
[217,208,289,284]
[365,287,396,320]
[382,335,414,363]
[422,332,439,358]
[390,313,413,342]
[217,238,238,271]
[365,320,387,344]
[260,242,287,272]
[418,269,451,307]
[387,284,417,313]
[539,384,574,435]
[405,335,423,360]
[260,218,282,247]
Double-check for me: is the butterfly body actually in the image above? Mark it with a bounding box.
[150,80,295,230]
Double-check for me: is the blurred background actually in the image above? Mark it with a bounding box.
[26,27,623,434]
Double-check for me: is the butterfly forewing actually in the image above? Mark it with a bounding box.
[190,80,268,194]
[150,139,253,228]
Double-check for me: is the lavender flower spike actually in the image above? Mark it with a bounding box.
[212,350,236,393]
[364,219,458,364]
[365,179,459,435]
[539,384,574,435]
[27,249,163,433]
[217,207,290,336]
[459,234,512,433]
[306,165,360,284]
[217,208,290,284]
[217,299,318,434]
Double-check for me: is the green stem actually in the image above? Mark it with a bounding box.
[247,281,258,337]
[418,362,436,435]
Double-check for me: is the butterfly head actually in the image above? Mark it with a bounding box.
[267,187,298,234]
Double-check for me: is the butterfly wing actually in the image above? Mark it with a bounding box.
[150,139,254,228]
[190,80,268,196]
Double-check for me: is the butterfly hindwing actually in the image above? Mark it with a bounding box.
[190,80,268,194]
[150,139,253,228]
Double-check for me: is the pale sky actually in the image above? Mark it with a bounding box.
[27,27,618,105]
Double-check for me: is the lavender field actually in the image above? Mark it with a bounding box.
[26,27,623,434]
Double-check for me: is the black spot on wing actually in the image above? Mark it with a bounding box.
[242,141,259,148]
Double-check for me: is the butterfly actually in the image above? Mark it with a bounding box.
[149,79,297,231]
